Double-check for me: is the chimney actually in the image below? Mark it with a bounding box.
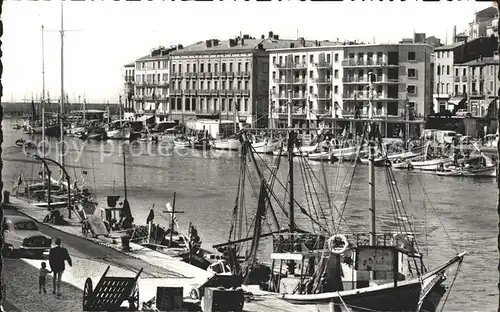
[290,42,295,48]
[243,34,249,39]
[177,44,183,50]
[269,31,274,39]
[261,34,265,39]
[229,39,237,47]
[453,25,457,44]
[300,37,305,47]
[212,39,219,46]
[274,34,279,40]
[206,40,212,48]
[241,38,245,46]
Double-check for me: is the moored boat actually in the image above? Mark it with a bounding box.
[173,136,192,147]
[212,138,240,151]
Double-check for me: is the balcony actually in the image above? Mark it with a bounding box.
[341,59,397,67]
[469,90,485,97]
[277,92,307,100]
[454,76,460,83]
[312,62,332,68]
[479,75,485,81]
[315,92,332,100]
[471,77,477,82]
[205,72,212,79]
[313,78,332,84]
[342,77,368,84]
[227,72,235,78]
[158,81,170,86]
[274,78,307,84]
[133,95,144,100]
[243,71,251,78]
[171,89,182,96]
[135,81,145,87]
[343,91,398,100]
[220,72,228,79]
[276,62,307,69]
[275,106,307,115]
[195,109,220,116]
[461,76,467,82]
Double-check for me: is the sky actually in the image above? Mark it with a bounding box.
[2,1,493,103]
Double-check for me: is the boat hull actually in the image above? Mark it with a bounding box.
[106,127,132,140]
[280,279,421,312]
[436,165,496,177]
[32,124,60,137]
[252,141,278,154]
[213,139,240,151]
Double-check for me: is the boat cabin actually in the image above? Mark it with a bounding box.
[101,196,128,231]
[269,232,422,295]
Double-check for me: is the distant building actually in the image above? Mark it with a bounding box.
[468,6,498,40]
[133,46,178,115]
[123,63,135,112]
[433,36,498,114]
[268,42,433,136]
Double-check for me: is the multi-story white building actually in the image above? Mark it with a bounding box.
[122,63,135,112]
[433,43,460,112]
[133,46,177,114]
[268,43,433,136]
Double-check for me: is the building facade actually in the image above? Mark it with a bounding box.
[455,55,499,117]
[268,43,433,133]
[168,36,272,127]
[433,44,459,111]
[133,46,177,114]
[123,63,135,112]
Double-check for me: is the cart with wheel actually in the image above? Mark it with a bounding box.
[83,266,143,311]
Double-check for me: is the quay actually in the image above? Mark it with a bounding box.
[2,197,314,312]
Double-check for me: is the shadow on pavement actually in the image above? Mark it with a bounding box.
[4,258,82,312]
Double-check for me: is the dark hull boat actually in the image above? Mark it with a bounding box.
[32,124,60,137]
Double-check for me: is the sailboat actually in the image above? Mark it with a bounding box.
[214,75,467,312]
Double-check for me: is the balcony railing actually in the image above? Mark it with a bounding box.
[469,91,485,97]
[243,71,251,77]
[461,76,467,82]
[313,78,332,84]
[343,91,399,100]
[195,109,220,115]
[274,78,307,84]
[312,62,332,68]
[341,59,394,67]
[342,77,368,83]
[454,76,460,83]
[479,75,485,81]
[276,62,307,69]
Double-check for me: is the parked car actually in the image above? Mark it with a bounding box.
[455,109,472,117]
[3,215,52,257]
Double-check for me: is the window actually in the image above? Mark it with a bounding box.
[309,86,313,94]
[279,56,283,65]
[222,63,226,72]
[215,63,219,72]
[187,64,191,72]
[462,68,466,76]
[186,81,190,89]
[214,98,218,111]
[237,62,241,72]
[221,99,226,112]
[310,55,314,63]
[334,86,339,94]
[229,63,233,72]
[245,62,249,71]
[273,56,277,65]
[272,71,276,79]
[334,70,339,79]
[200,64,205,72]
[207,81,211,90]
[244,99,248,111]
[446,66,450,75]
[200,81,204,90]
[326,54,331,63]
[309,70,313,79]
[334,53,339,62]
[437,66,440,76]
[407,52,416,61]
[214,81,218,90]
[237,81,241,90]
[407,85,416,94]
[408,68,416,78]
[193,64,197,72]
[244,81,249,90]
[178,64,182,72]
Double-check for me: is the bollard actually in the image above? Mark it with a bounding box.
[121,236,131,251]
[2,191,9,204]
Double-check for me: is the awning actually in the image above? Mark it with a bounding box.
[448,97,465,106]
[482,98,495,107]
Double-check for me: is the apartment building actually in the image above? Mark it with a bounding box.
[134,46,178,114]
[268,43,433,134]
[468,6,498,40]
[123,63,135,112]
[432,35,498,113]
[454,55,499,117]
[168,35,276,127]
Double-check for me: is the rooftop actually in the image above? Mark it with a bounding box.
[462,55,499,66]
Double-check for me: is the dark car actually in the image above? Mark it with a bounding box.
[3,215,52,257]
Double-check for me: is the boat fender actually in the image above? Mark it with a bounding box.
[190,287,200,300]
[327,234,349,255]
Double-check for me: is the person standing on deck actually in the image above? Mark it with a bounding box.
[48,238,72,296]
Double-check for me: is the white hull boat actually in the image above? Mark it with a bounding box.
[273,149,288,156]
[106,127,132,140]
[252,140,279,154]
[307,151,333,161]
[173,137,192,147]
[436,165,496,177]
[331,146,359,160]
[409,158,451,171]
[212,138,240,151]
[293,143,318,156]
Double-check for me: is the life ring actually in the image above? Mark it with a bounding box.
[327,234,349,255]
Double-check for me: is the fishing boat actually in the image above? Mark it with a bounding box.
[88,128,107,140]
[292,143,318,156]
[13,124,21,130]
[173,136,192,147]
[212,137,241,151]
[307,146,338,162]
[251,136,279,154]
[436,145,496,177]
[210,75,467,312]
[193,138,211,150]
[106,123,132,140]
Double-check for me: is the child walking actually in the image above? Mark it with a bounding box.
[39,262,51,294]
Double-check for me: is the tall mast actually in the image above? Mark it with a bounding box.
[287,89,295,273]
[41,24,46,158]
[123,145,128,199]
[59,2,65,169]
[368,72,376,248]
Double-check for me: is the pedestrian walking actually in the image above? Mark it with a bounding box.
[48,238,72,296]
[39,262,51,294]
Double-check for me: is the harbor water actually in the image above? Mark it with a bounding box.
[3,119,497,311]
